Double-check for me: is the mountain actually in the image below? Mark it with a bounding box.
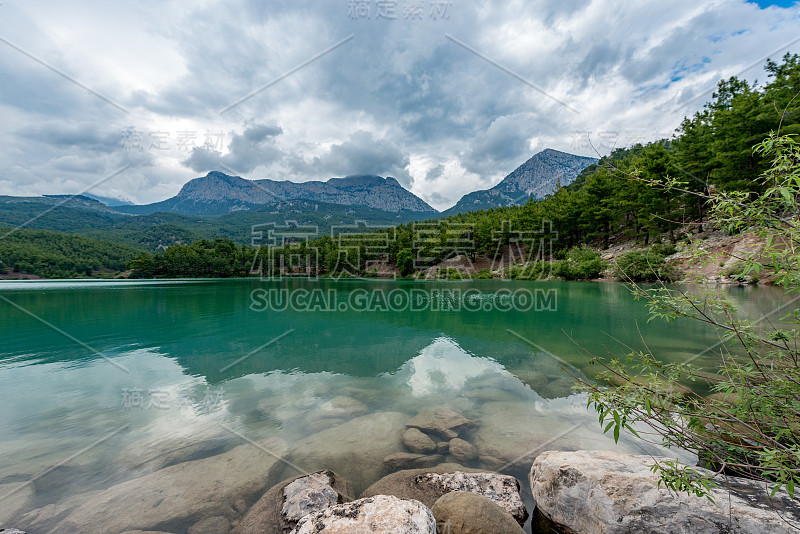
[0,195,434,251]
[117,172,436,216]
[442,149,598,216]
[1,194,122,213]
[0,151,597,251]
[83,193,134,207]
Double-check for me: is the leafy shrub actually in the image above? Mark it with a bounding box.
[651,242,678,256]
[507,261,549,280]
[613,249,680,282]
[474,268,495,279]
[435,268,463,280]
[553,247,606,280]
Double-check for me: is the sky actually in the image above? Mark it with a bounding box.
[0,0,799,210]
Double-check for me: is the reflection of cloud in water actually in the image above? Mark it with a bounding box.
[390,336,516,397]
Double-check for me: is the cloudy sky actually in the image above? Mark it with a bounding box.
[0,0,798,210]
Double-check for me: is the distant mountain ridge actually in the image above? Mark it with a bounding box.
[83,193,134,207]
[117,172,436,216]
[0,148,598,250]
[87,149,595,217]
[443,148,598,216]
[0,195,433,251]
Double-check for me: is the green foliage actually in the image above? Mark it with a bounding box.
[474,268,495,279]
[0,197,429,251]
[553,247,606,280]
[582,133,800,504]
[651,460,718,504]
[0,228,140,278]
[127,239,255,278]
[612,249,680,282]
[396,248,415,277]
[431,267,464,280]
[506,261,549,280]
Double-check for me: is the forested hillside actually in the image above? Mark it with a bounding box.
[0,197,431,251]
[0,228,141,278]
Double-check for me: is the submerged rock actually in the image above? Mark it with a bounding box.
[30,463,97,505]
[472,402,638,466]
[0,483,34,526]
[303,418,345,434]
[402,427,438,454]
[314,396,368,419]
[383,453,444,470]
[530,450,800,534]
[280,412,407,494]
[406,407,476,440]
[188,516,230,534]
[448,438,478,462]
[112,430,228,478]
[290,495,436,534]
[431,491,524,534]
[536,377,577,399]
[464,387,521,403]
[51,438,288,534]
[236,470,353,534]
[17,490,104,533]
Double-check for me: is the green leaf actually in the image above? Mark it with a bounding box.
[623,423,640,438]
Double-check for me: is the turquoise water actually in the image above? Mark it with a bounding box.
[0,279,793,532]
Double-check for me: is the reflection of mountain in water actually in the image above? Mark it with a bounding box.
[386,336,587,400]
[389,336,508,396]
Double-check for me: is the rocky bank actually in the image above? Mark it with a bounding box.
[3,406,798,533]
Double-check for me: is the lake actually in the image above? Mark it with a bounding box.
[0,278,793,532]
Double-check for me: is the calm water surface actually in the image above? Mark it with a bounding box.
[0,279,793,532]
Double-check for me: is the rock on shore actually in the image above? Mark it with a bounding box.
[361,468,527,525]
[418,471,527,525]
[431,491,525,534]
[290,495,435,534]
[530,450,800,534]
[235,470,353,534]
